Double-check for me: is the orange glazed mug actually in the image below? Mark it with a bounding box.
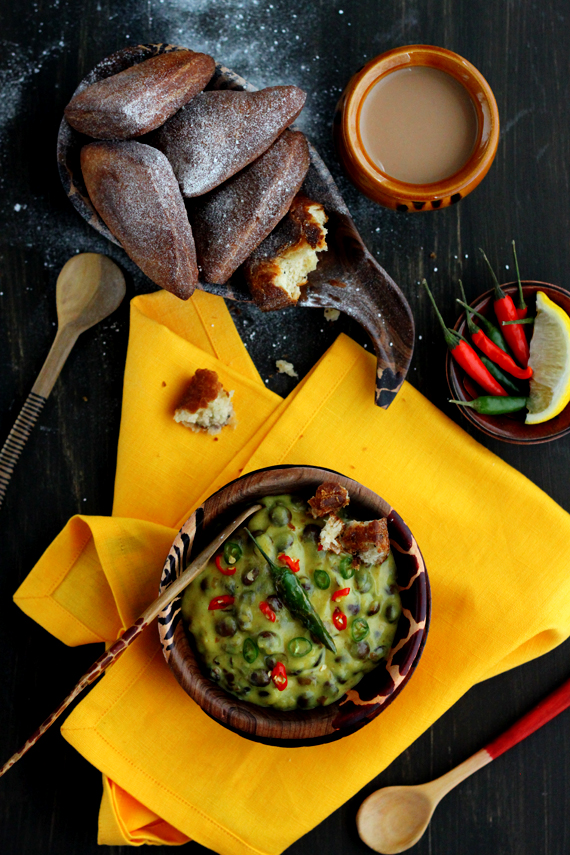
[333,45,500,212]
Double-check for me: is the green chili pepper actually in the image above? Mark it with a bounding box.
[224,541,242,565]
[314,569,330,589]
[456,299,510,352]
[479,354,523,396]
[449,395,527,415]
[288,637,313,657]
[501,318,534,325]
[246,530,337,654]
[351,617,370,642]
[339,555,354,579]
[242,638,258,663]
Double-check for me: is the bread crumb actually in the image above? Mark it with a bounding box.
[324,308,340,322]
[308,481,350,518]
[174,368,235,434]
[276,359,298,378]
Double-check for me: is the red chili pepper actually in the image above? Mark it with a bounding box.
[271,661,288,691]
[259,601,276,622]
[332,608,347,630]
[208,595,235,611]
[215,554,236,576]
[424,281,508,396]
[287,522,296,530]
[317,544,323,551]
[461,302,533,380]
[332,587,351,602]
[481,250,529,366]
[278,554,300,573]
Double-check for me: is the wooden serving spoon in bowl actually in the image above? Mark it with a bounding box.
[0,253,126,509]
[357,673,570,853]
[0,502,261,778]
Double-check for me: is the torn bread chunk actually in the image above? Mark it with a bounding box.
[308,482,350,518]
[339,518,390,566]
[174,369,235,434]
[319,514,345,554]
[244,194,328,311]
[276,359,298,378]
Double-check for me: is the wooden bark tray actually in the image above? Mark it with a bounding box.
[157,466,430,747]
[57,43,414,408]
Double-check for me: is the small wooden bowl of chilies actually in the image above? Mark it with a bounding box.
[446,281,570,444]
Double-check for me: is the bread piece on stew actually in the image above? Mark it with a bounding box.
[81,140,198,299]
[174,369,235,434]
[190,130,310,285]
[308,481,349,518]
[151,86,306,197]
[244,195,327,311]
[339,518,390,566]
[65,50,215,140]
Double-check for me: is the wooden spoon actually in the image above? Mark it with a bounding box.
[0,253,126,509]
[0,502,261,778]
[357,673,570,853]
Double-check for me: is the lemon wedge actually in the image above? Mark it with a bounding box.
[525,291,570,424]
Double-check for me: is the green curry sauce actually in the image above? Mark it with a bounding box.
[181,494,401,711]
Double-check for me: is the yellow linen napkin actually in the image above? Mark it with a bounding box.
[14,291,570,853]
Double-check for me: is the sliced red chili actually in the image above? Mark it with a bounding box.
[271,661,288,691]
[259,601,276,622]
[331,587,351,602]
[215,554,236,576]
[287,522,296,530]
[278,554,300,573]
[332,608,347,630]
[317,544,323,551]
[208,595,235,611]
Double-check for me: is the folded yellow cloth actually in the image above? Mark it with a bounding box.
[14,289,570,852]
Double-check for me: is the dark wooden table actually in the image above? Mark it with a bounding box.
[2,1,570,853]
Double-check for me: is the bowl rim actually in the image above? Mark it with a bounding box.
[158,464,431,747]
[446,280,570,444]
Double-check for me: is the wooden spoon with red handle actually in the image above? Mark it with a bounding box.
[0,253,125,509]
[0,502,261,779]
[357,675,570,854]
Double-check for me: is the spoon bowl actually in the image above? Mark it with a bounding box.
[357,785,435,854]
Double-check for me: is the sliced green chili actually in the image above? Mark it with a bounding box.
[288,637,313,657]
[351,617,370,642]
[314,569,330,589]
[224,541,243,565]
[339,555,354,579]
[242,637,258,663]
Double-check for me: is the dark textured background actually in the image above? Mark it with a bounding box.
[1,1,570,853]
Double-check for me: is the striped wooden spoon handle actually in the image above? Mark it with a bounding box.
[0,392,47,508]
[0,502,261,778]
[0,325,79,510]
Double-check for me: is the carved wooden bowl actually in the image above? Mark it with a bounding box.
[447,281,570,444]
[57,43,414,409]
[157,465,430,747]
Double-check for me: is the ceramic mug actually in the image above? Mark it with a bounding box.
[333,45,500,211]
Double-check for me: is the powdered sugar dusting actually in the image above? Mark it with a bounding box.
[191,129,309,283]
[153,85,305,196]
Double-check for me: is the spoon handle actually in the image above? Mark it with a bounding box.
[0,326,79,509]
[484,673,570,759]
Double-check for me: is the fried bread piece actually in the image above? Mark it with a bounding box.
[190,130,310,285]
[308,481,350,518]
[174,369,235,434]
[244,195,328,311]
[339,518,390,565]
[152,86,306,197]
[65,50,215,140]
[81,140,198,299]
